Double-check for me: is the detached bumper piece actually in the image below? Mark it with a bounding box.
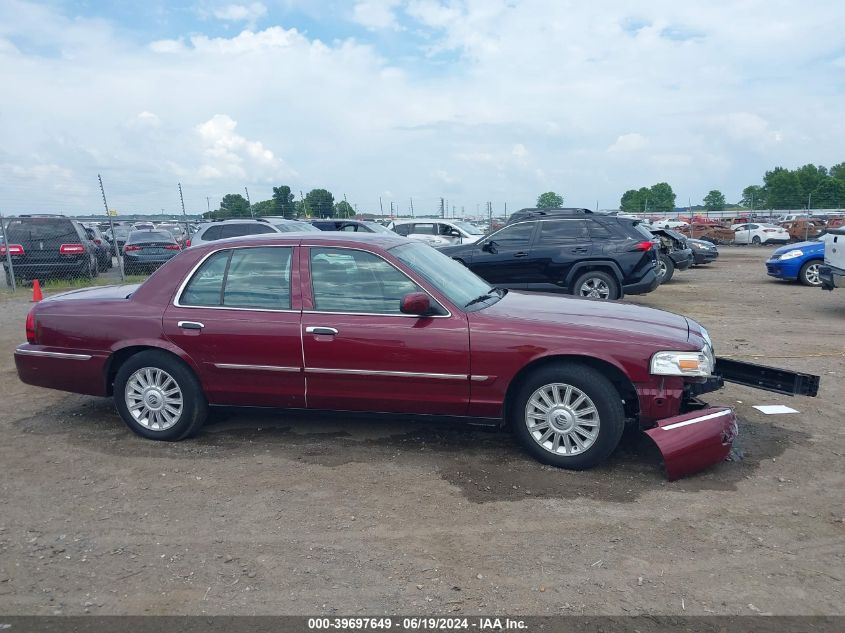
[715,357,820,397]
[819,264,844,291]
[645,407,737,480]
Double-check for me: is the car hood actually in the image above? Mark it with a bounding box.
[771,240,823,256]
[479,291,694,346]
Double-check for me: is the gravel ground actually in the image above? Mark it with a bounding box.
[0,247,842,615]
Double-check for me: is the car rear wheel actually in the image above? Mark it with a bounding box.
[657,255,675,284]
[572,271,619,300]
[752,236,762,246]
[799,260,823,287]
[113,350,208,441]
[511,363,625,470]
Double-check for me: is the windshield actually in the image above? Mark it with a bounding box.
[363,221,394,234]
[452,221,483,235]
[389,241,496,309]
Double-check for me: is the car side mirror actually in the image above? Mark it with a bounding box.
[400,292,433,316]
[482,240,497,253]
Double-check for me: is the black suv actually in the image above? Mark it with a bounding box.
[2,215,99,284]
[439,208,659,300]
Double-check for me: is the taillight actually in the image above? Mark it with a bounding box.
[0,244,24,256]
[59,243,85,254]
[185,239,191,248]
[165,244,181,251]
[124,244,142,252]
[25,308,37,344]
[764,229,776,233]
[631,241,653,251]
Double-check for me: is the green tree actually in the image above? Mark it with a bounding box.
[251,199,274,216]
[620,189,642,212]
[812,177,845,209]
[703,190,726,211]
[740,185,766,208]
[295,199,311,217]
[764,168,804,208]
[536,191,564,208]
[272,185,296,219]
[305,189,335,218]
[334,200,355,218]
[218,193,251,218]
[648,182,676,212]
[829,162,845,181]
[794,164,828,195]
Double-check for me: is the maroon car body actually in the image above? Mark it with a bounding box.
[14,232,805,479]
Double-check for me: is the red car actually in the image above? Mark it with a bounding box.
[14,233,818,479]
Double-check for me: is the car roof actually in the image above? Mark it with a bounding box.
[189,230,410,252]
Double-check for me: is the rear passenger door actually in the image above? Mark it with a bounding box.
[163,245,304,408]
[529,220,592,286]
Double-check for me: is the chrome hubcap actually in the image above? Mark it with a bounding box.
[579,278,610,299]
[525,383,600,455]
[125,367,183,431]
[805,264,821,285]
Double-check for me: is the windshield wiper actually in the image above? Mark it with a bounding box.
[464,288,498,308]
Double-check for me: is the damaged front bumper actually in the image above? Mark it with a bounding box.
[645,407,738,480]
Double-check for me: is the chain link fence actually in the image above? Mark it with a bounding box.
[1,214,191,294]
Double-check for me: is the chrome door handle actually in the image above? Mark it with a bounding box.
[177,321,204,330]
[305,326,338,336]
[513,251,528,258]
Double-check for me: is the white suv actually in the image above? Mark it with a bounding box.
[392,219,484,247]
[188,218,309,248]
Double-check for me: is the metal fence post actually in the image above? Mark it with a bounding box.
[0,211,16,293]
[99,174,124,282]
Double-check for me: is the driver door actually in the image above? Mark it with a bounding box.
[300,246,470,415]
[733,224,749,244]
[468,221,539,285]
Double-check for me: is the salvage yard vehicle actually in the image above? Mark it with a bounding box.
[392,219,484,247]
[820,226,845,291]
[311,219,395,234]
[688,238,719,265]
[122,229,182,275]
[648,227,693,284]
[14,233,820,479]
[732,223,790,245]
[766,240,826,287]
[680,223,736,244]
[780,219,826,242]
[440,208,659,301]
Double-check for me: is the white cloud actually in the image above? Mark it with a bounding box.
[352,0,401,31]
[195,114,295,181]
[608,133,648,154]
[212,3,267,24]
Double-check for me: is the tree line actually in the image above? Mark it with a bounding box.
[205,186,355,220]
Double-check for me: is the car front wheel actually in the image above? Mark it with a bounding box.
[799,260,823,287]
[511,363,625,470]
[113,350,208,441]
[572,271,619,300]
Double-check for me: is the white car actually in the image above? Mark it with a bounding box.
[733,223,790,245]
[653,219,689,230]
[392,219,484,247]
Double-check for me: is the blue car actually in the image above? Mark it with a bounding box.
[765,240,825,287]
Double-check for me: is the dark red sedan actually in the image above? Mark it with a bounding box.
[14,233,818,479]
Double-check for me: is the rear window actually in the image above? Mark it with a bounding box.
[537,220,589,241]
[219,223,276,238]
[5,218,77,242]
[129,230,174,242]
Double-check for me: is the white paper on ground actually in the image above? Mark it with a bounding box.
[753,405,799,415]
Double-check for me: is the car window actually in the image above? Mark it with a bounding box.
[180,247,292,309]
[438,224,455,236]
[588,221,614,239]
[489,222,535,244]
[310,247,423,314]
[5,219,77,242]
[340,224,357,232]
[393,223,412,236]
[200,225,224,241]
[537,219,589,242]
[411,223,436,235]
[220,223,276,238]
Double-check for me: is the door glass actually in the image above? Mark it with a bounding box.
[412,223,436,235]
[537,220,589,242]
[179,250,230,306]
[223,247,293,309]
[393,224,412,236]
[200,225,224,241]
[340,224,357,232]
[310,248,423,314]
[488,222,535,245]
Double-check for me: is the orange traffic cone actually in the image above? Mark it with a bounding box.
[31,279,43,302]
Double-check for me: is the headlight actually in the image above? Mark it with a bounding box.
[779,249,804,260]
[650,350,714,377]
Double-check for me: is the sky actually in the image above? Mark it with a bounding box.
[0,0,844,217]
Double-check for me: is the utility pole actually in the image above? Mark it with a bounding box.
[409,197,414,218]
[0,210,15,292]
[244,187,253,218]
[178,183,190,246]
[300,190,306,218]
[206,196,211,216]
[379,196,384,217]
[98,174,124,281]
[439,197,445,218]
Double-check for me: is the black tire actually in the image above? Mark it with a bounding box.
[657,255,675,284]
[798,259,823,287]
[113,350,208,441]
[510,362,625,470]
[571,270,619,300]
[752,235,761,246]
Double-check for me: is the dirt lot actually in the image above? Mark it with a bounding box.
[0,247,842,616]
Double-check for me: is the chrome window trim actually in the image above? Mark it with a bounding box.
[15,348,92,361]
[173,244,297,312]
[304,245,453,318]
[215,363,301,373]
[305,367,467,381]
